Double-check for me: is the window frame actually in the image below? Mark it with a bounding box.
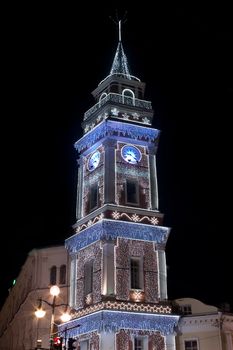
[59,264,66,285]
[180,304,192,315]
[80,339,89,350]
[134,336,148,350]
[130,257,144,290]
[84,260,94,296]
[50,265,57,285]
[89,182,99,211]
[125,178,139,206]
[184,338,199,350]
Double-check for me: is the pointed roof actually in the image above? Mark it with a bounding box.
[98,20,140,86]
[109,40,131,79]
[109,20,139,81]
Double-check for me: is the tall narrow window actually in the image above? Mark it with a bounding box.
[80,340,89,350]
[59,264,66,285]
[126,179,139,205]
[130,258,143,289]
[89,183,98,211]
[50,266,57,285]
[84,260,93,295]
[184,340,198,350]
[134,337,145,350]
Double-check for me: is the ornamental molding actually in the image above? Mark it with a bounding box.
[75,211,161,234]
[112,211,159,225]
[179,315,223,332]
[75,120,159,152]
[66,220,170,253]
[75,214,105,233]
[58,310,179,338]
[71,301,172,320]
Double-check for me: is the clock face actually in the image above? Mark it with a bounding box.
[121,145,142,164]
[88,151,100,171]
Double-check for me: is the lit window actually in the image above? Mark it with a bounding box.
[126,179,139,205]
[89,183,98,211]
[184,340,198,350]
[84,260,93,295]
[130,258,143,290]
[50,266,57,285]
[59,265,66,284]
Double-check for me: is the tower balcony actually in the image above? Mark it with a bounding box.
[84,93,152,121]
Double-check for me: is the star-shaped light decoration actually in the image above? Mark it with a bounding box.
[142,117,150,124]
[84,125,90,133]
[132,112,140,120]
[111,107,119,116]
[122,113,129,120]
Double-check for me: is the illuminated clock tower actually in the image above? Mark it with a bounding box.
[59,22,179,350]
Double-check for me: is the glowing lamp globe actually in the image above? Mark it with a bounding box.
[61,312,72,322]
[50,285,60,296]
[35,308,46,318]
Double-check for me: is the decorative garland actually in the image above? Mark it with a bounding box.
[66,220,170,253]
[75,120,159,152]
[58,310,179,338]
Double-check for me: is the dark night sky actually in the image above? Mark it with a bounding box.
[1,3,232,310]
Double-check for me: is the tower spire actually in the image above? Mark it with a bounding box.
[109,19,132,79]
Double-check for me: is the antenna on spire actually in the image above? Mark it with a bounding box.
[119,20,121,42]
[109,10,128,42]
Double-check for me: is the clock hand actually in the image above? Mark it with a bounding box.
[130,153,137,161]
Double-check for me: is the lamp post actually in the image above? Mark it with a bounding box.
[35,285,71,349]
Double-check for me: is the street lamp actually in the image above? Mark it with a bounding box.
[35,285,71,349]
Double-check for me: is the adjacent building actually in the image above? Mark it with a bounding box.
[0,246,69,349]
[175,298,233,350]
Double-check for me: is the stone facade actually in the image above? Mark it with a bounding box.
[0,246,69,350]
[175,298,233,350]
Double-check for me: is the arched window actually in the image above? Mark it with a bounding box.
[122,89,135,105]
[99,93,107,106]
[59,264,66,285]
[50,266,57,285]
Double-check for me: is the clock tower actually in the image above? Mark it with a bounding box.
[59,21,179,350]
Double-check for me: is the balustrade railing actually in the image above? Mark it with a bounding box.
[84,93,152,120]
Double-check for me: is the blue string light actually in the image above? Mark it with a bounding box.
[58,310,179,338]
[75,120,159,152]
[65,220,170,253]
